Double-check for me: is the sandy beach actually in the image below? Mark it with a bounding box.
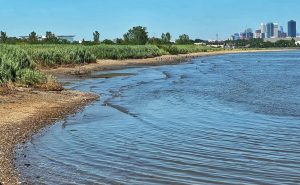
[0,89,98,184]
[0,49,293,184]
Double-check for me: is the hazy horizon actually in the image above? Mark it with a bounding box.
[0,0,299,41]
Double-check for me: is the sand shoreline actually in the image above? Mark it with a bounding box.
[0,48,294,184]
[0,89,98,185]
[41,49,292,75]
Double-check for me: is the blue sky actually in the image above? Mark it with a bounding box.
[0,0,299,40]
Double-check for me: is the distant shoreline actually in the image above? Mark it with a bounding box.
[41,48,296,75]
[0,48,296,184]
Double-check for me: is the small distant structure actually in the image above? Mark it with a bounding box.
[19,35,44,41]
[194,42,206,46]
[56,35,75,42]
[207,44,224,48]
[224,43,235,49]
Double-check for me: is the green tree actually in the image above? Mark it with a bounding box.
[166,32,171,43]
[290,38,296,47]
[161,32,171,44]
[123,26,149,45]
[115,38,123,44]
[102,39,114,45]
[28,31,38,43]
[0,31,8,43]
[45,31,57,43]
[176,34,191,44]
[148,37,162,45]
[93,31,100,44]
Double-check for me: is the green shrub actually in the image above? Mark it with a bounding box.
[0,45,47,85]
[16,44,166,65]
[16,68,46,85]
[158,45,220,55]
[20,45,97,66]
[88,45,164,59]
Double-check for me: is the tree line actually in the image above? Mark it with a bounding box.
[83,26,200,45]
[1,26,299,47]
[0,26,202,45]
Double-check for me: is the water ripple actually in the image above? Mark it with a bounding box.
[16,51,300,185]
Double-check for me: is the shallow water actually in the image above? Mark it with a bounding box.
[16,51,300,185]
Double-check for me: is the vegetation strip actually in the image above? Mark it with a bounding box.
[0,43,221,87]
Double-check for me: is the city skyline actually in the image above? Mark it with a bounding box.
[231,20,298,41]
[0,0,300,40]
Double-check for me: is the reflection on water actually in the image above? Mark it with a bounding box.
[16,51,300,185]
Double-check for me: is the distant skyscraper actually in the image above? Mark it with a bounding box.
[255,30,261,39]
[279,26,287,38]
[274,23,279,38]
[260,23,266,38]
[244,28,253,39]
[280,26,284,33]
[288,20,297,37]
[240,32,246,40]
[266,23,274,38]
[231,33,240,40]
[233,33,240,40]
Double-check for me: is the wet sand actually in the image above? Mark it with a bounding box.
[0,88,98,184]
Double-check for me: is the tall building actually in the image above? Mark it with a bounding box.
[255,30,261,39]
[244,28,253,39]
[280,26,284,33]
[273,23,279,38]
[240,32,246,40]
[266,23,274,38]
[260,23,266,38]
[279,26,287,38]
[288,20,297,37]
[231,33,240,40]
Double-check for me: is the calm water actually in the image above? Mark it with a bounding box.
[16,51,300,185]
